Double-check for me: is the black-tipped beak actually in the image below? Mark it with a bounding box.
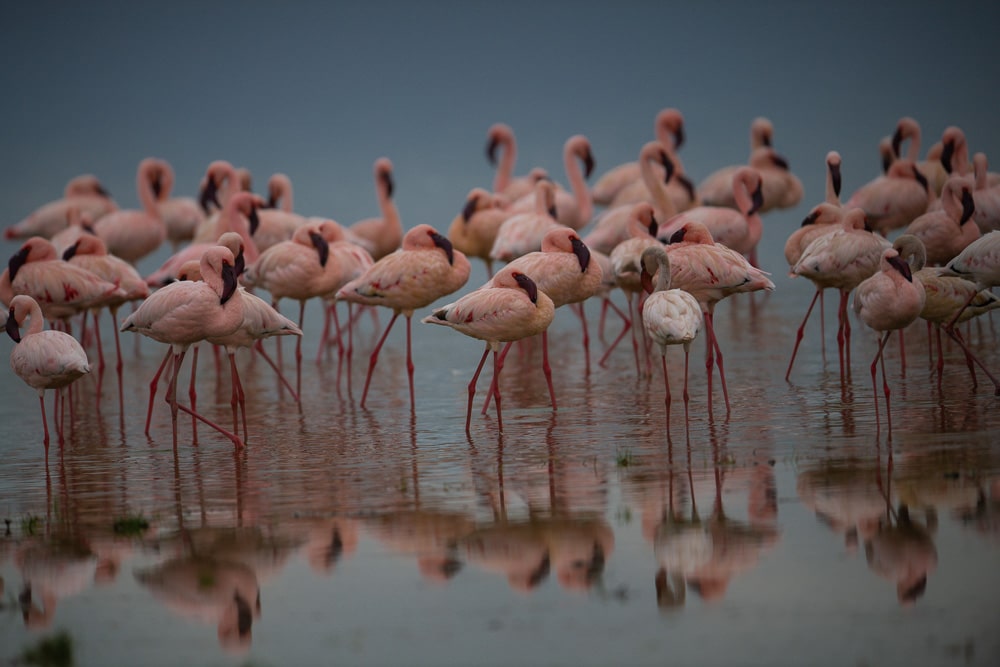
[891,126,904,158]
[669,227,686,244]
[309,231,330,267]
[513,271,538,304]
[381,169,394,199]
[5,307,20,343]
[940,139,955,174]
[673,125,685,150]
[547,203,558,219]
[640,265,654,295]
[234,246,245,276]
[199,176,220,214]
[461,194,479,223]
[62,241,80,262]
[960,188,976,225]
[570,236,590,272]
[912,165,928,192]
[762,133,772,148]
[96,183,111,198]
[831,162,842,198]
[771,153,790,170]
[887,253,912,282]
[582,149,595,179]
[881,151,893,175]
[677,174,696,203]
[220,261,239,304]
[660,150,675,184]
[430,231,454,265]
[266,189,278,209]
[486,136,500,166]
[151,172,163,199]
[7,246,30,282]
[748,180,764,216]
[801,210,819,227]
[248,205,260,236]
[648,214,659,239]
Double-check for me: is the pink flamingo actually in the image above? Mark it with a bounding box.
[485,123,550,203]
[92,158,167,265]
[969,153,1000,233]
[790,208,891,382]
[120,246,245,448]
[5,175,117,241]
[846,157,931,236]
[241,221,346,397]
[50,206,98,258]
[206,289,302,442]
[853,246,926,431]
[62,234,149,410]
[1,237,124,329]
[697,117,775,207]
[490,179,560,263]
[346,157,403,261]
[507,135,595,230]
[191,160,255,243]
[145,193,262,286]
[153,159,206,251]
[336,224,471,410]
[422,267,555,433]
[664,221,775,414]
[5,294,91,453]
[608,202,663,375]
[592,107,686,207]
[903,176,979,266]
[584,141,679,255]
[254,173,307,252]
[639,245,702,428]
[484,226,603,410]
[265,173,294,212]
[447,187,510,278]
[658,166,765,267]
[317,225,375,372]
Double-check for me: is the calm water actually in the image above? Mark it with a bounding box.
[1,223,999,666]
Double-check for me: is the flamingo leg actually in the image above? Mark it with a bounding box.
[111,306,124,416]
[361,311,399,408]
[39,394,50,452]
[466,345,492,434]
[880,338,892,434]
[406,314,415,412]
[483,341,514,414]
[318,302,333,364]
[682,342,691,428]
[946,326,1000,394]
[145,348,173,435]
[898,329,907,377]
[819,289,826,362]
[870,331,891,431]
[253,340,299,400]
[493,347,505,432]
[627,292,642,377]
[660,351,671,430]
[934,324,945,389]
[228,351,241,438]
[541,330,557,411]
[571,302,591,376]
[296,300,306,399]
[598,296,609,343]
[188,346,200,442]
[92,311,105,408]
[785,288,820,381]
[598,304,632,368]
[706,309,731,415]
[165,348,186,449]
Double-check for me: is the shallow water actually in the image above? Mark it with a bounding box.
[2,227,999,666]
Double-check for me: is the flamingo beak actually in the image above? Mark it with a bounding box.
[485,135,500,166]
[801,210,819,227]
[669,227,687,244]
[5,307,20,343]
[831,161,842,198]
[887,253,913,282]
[648,214,659,239]
[748,180,765,216]
[640,265,654,295]
[462,194,479,223]
[512,271,538,304]
[430,231,454,265]
[220,261,239,304]
[95,183,112,198]
[234,246,246,277]
[380,169,394,199]
[912,165,929,192]
[570,236,591,272]
[582,149,595,179]
[660,150,674,184]
[673,125,685,150]
[960,188,976,225]
[247,205,260,236]
[891,126,904,158]
[151,172,163,199]
[62,241,80,262]
[199,176,220,214]
[940,139,956,174]
[309,231,330,267]
[7,245,30,282]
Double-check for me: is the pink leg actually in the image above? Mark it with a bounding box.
[188,346,200,442]
[39,394,50,453]
[541,330,557,411]
[785,289,820,381]
[947,326,999,394]
[706,309,731,415]
[819,289,826,362]
[898,329,907,377]
[627,292,642,377]
[228,351,242,438]
[165,348,185,449]
[682,343,691,427]
[173,402,244,449]
[598,297,632,368]
[880,339,892,433]
[254,340,299,400]
[935,324,945,389]
[492,348,504,432]
[466,345,492,434]
[598,296,609,343]
[870,332,891,431]
[111,307,124,416]
[296,301,306,399]
[145,348,173,435]
[361,311,399,408]
[483,341,514,414]
[660,352,671,430]
[318,302,333,364]
[406,314,415,412]
[704,311,715,416]
[571,302,591,376]
[92,311,105,408]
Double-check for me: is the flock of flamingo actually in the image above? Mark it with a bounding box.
[3,111,1000,453]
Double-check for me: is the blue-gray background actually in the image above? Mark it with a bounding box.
[2,0,999,252]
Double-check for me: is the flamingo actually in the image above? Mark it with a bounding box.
[853,246,926,431]
[608,202,663,374]
[317,226,375,372]
[969,153,1000,233]
[846,157,931,236]
[191,160,241,243]
[145,193,262,286]
[484,226,604,410]
[506,135,595,230]
[592,107,686,207]
[4,174,117,241]
[638,245,702,428]
[346,157,403,261]
[664,221,775,414]
[120,246,246,448]
[422,267,555,433]
[790,208,891,382]
[484,123,550,203]
[490,179,561,263]
[92,158,167,265]
[697,117,776,208]
[254,173,307,252]
[584,141,679,255]
[5,294,91,453]
[206,289,303,443]
[903,176,979,266]
[658,166,765,267]
[50,206,98,258]
[241,221,346,397]
[153,159,206,251]
[62,234,150,410]
[265,173,294,212]
[1,237,124,330]
[336,224,471,411]
[447,187,510,278]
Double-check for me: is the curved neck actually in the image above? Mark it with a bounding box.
[973,153,989,190]
[220,198,260,264]
[493,134,516,194]
[137,162,161,218]
[564,141,592,223]
[640,146,676,218]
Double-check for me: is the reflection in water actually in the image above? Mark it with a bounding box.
[864,505,937,606]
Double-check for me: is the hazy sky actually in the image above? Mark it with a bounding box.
[3,0,999,269]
